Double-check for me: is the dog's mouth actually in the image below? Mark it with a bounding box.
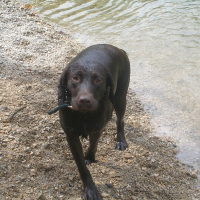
[68,106,89,113]
[68,105,79,111]
[68,105,97,113]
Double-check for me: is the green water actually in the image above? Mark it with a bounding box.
[24,0,200,177]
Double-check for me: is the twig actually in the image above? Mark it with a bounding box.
[47,104,70,115]
[3,106,26,123]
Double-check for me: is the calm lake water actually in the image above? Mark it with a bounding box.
[24,0,200,177]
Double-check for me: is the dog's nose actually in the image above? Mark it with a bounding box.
[79,96,92,105]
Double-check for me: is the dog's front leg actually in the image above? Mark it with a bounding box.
[85,131,102,165]
[66,134,101,200]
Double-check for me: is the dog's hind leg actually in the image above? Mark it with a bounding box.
[114,97,128,150]
[114,76,129,151]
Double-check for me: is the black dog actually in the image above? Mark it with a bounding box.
[58,44,130,200]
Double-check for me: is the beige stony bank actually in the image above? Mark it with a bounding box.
[0,0,199,199]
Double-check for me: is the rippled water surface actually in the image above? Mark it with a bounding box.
[25,0,200,176]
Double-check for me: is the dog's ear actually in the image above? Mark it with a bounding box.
[107,72,115,106]
[58,68,69,105]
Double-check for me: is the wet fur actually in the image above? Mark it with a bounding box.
[58,44,130,200]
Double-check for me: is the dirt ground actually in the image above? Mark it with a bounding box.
[0,1,199,199]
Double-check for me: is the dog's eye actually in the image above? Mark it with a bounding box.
[94,78,102,84]
[72,76,79,82]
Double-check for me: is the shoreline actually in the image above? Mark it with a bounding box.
[0,1,199,199]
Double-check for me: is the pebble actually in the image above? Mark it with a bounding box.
[142,151,149,157]
[173,144,177,148]
[152,173,159,177]
[146,171,151,176]
[37,194,46,200]
[127,159,132,164]
[19,193,24,199]
[106,183,113,188]
[190,173,197,179]
[137,132,143,137]
[30,169,36,176]
[188,169,198,179]
[124,153,132,159]
[26,85,32,90]
[1,165,6,170]
[192,169,198,174]
[101,192,110,197]
[172,149,179,154]
[3,139,9,143]
[68,175,74,181]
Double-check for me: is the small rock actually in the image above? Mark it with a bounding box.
[102,192,110,197]
[190,173,197,179]
[173,143,177,147]
[124,153,132,159]
[172,149,179,154]
[137,132,142,137]
[2,138,9,143]
[68,175,74,181]
[152,173,159,177]
[26,85,32,90]
[192,169,198,174]
[142,151,149,157]
[44,143,51,149]
[30,169,36,176]
[19,193,24,200]
[2,143,7,147]
[24,147,30,152]
[94,180,100,185]
[129,127,133,131]
[127,159,132,164]
[146,171,151,176]
[106,183,113,188]
[37,194,46,200]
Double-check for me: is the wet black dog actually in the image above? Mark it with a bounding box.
[58,44,130,200]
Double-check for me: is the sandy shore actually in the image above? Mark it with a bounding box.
[0,0,199,199]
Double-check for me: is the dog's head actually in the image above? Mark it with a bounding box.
[58,62,114,113]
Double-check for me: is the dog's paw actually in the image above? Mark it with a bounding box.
[115,141,128,151]
[85,154,97,165]
[83,185,101,200]
[85,159,97,165]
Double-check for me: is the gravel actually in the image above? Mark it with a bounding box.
[0,0,199,199]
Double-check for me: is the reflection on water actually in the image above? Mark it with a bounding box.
[26,0,200,176]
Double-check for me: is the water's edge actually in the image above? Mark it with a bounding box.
[22,0,200,186]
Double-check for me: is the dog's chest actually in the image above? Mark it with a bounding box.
[71,114,99,137]
[81,120,96,138]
